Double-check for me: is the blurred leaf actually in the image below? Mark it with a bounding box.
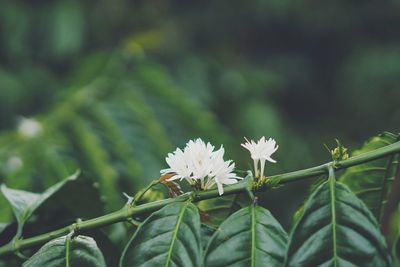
[120,202,202,267]
[134,187,165,205]
[0,171,80,240]
[392,231,400,267]
[339,132,399,220]
[0,223,16,247]
[393,233,400,267]
[23,235,106,267]
[284,178,391,267]
[197,193,250,227]
[33,171,104,220]
[134,61,234,149]
[379,172,400,254]
[0,171,103,248]
[0,223,6,235]
[238,101,283,140]
[50,0,84,57]
[124,30,166,52]
[132,185,168,221]
[0,2,30,61]
[344,47,400,116]
[0,54,244,215]
[204,205,288,267]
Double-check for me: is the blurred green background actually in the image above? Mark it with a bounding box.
[0,0,399,233]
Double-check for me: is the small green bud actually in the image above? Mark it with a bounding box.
[325,139,349,162]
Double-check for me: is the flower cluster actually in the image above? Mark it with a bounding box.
[161,136,278,195]
[161,139,239,195]
[241,137,278,178]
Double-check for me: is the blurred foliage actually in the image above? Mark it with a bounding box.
[0,0,399,246]
[340,132,399,220]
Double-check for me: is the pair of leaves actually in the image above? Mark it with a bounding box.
[23,235,106,267]
[119,201,288,267]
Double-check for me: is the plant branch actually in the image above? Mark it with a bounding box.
[1,140,400,257]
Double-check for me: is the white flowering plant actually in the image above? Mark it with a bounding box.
[161,138,239,195]
[0,132,399,267]
[241,136,278,179]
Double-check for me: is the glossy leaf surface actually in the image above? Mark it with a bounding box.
[204,205,288,267]
[284,178,391,267]
[23,235,106,267]
[120,202,202,267]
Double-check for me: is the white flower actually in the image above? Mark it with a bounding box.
[241,137,278,178]
[18,118,42,138]
[210,158,238,195]
[6,156,23,173]
[184,139,215,180]
[161,138,239,195]
[162,148,193,184]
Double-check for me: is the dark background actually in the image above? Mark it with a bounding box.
[0,0,399,236]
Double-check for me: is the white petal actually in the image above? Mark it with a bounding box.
[221,178,238,185]
[217,182,224,195]
[260,158,266,177]
[266,156,276,163]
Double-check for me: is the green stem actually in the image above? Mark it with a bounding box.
[328,165,337,267]
[132,180,159,206]
[65,235,71,267]
[250,204,256,267]
[1,140,400,258]
[267,140,400,185]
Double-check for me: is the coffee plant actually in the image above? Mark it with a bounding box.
[0,132,399,266]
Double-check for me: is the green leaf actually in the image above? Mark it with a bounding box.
[197,191,251,227]
[394,235,400,267]
[23,235,106,267]
[0,222,12,246]
[81,229,120,267]
[0,223,7,235]
[284,177,391,267]
[291,175,326,226]
[197,195,241,227]
[204,205,288,267]
[33,171,104,221]
[0,171,80,240]
[119,202,202,267]
[339,132,400,220]
[200,224,216,251]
